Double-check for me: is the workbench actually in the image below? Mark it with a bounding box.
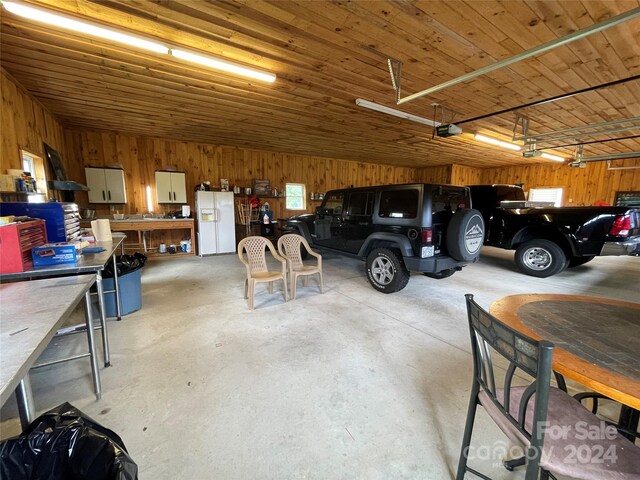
[84,218,195,257]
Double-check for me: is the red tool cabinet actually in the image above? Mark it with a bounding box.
[0,219,48,274]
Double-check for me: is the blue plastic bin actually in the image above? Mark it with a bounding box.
[103,268,142,317]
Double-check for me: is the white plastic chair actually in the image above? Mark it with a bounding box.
[277,234,323,300]
[237,236,288,310]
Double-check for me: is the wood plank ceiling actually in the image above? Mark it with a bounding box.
[1,0,639,168]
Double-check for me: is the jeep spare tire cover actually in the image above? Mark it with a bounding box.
[446,209,485,262]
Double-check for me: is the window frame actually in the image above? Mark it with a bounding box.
[285,182,307,211]
[528,187,564,207]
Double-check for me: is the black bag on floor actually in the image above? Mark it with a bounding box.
[104,252,147,278]
[0,402,138,480]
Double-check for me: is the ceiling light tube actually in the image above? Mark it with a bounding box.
[2,1,169,53]
[171,49,276,83]
[355,99,440,127]
[474,134,522,151]
[540,152,565,162]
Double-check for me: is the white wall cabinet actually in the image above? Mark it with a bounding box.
[156,171,186,203]
[85,167,127,204]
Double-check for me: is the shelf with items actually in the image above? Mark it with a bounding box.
[0,191,46,196]
[309,192,325,201]
[234,193,285,199]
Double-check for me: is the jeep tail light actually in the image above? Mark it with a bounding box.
[609,214,631,236]
[421,228,433,244]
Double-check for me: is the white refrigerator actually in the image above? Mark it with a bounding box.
[196,191,236,256]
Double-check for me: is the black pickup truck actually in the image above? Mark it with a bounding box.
[468,184,640,277]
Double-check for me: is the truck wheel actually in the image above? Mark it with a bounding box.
[515,240,567,277]
[423,269,456,279]
[446,209,485,262]
[366,248,410,293]
[567,256,595,268]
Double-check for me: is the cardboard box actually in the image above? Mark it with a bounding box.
[32,243,77,268]
[0,174,16,192]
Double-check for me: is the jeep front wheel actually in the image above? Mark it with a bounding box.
[515,240,567,278]
[366,248,410,293]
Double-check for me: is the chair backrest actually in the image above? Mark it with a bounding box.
[238,236,276,273]
[237,202,252,226]
[465,294,554,462]
[277,234,308,270]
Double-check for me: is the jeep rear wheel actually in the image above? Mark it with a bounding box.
[515,240,567,278]
[366,248,410,293]
[446,209,485,262]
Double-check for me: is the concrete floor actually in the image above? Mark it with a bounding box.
[1,247,638,479]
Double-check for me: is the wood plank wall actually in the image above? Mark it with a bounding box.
[451,165,482,186]
[414,165,482,186]
[0,69,66,177]
[2,70,637,219]
[479,161,640,206]
[414,165,451,184]
[63,130,418,220]
[419,161,640,205]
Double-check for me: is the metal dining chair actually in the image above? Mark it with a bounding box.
[457,294,640,480]
[237,236,288,310]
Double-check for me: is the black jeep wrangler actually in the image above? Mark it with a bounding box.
[284,183,484,293]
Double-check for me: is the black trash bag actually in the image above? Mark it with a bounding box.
[103,252,147,278]
[0,402,138,480]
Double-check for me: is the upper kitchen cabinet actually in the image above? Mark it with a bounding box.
[85,167,127,204]
[156,171,186,203]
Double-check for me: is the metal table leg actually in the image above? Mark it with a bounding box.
[112,252,122,321]
[84,291,102,400]
[15,375,36,430]
[95,272,111,367]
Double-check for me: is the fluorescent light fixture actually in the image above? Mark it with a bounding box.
[474,134,522,151]
[2,1,168,53]
[355,99,440,127]
[171,49,276,83]
[2,1,277,83]
[541,152,565,162]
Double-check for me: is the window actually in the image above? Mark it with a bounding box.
[378,188,419,218]
[22,152,35,176]
[528,188,563,207]
[432,188,467,223]
[348,191,373,216]
[285,183,306,210]
[323,192,344,214]
[20,149,48,201]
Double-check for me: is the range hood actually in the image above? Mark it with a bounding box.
[48,180,89,191]
[44,143,88,201]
